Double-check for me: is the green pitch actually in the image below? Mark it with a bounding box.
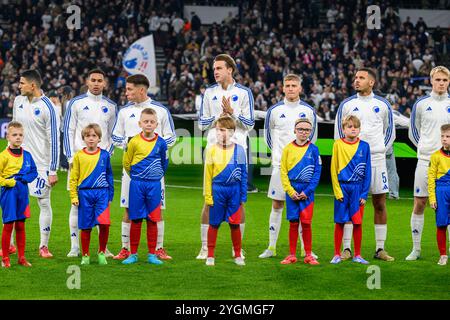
[0,140,448,300]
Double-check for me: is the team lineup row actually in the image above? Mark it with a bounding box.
[1,54,449,268]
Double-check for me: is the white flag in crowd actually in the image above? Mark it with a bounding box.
[122,34,157,87]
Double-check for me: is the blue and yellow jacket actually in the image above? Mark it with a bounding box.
[69,147,114,203]
[204,144,247,206]
[0,147,38,188]
[330,138,371,200]
[123,132,168,181]
[280,141,322,198]
[428,148,450,204]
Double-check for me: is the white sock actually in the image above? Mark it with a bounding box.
[10,229,15,246]
[411,212,424,251]
[375,224,387,251]
[298,222,304,251]
[201,224,209,250]
[156,220,164,250]
[69,205,79,250]
[121,222,131,249]
[240,223,245,240]
[343,224,353,250]
[38,197,52,248]
[447,225,450,246]
[269,207,283,249]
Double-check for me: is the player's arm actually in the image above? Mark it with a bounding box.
[20,154,38,183]
[330,142,344,200]
[106,154,114,202]
[303,148,322,197]
[12,96,19,121]
[0,155,15,187]
[198,89,215,131]
[44,100,60,177]
[235,88,255,131]
[280,147,296,198]
[203,147,214,205]
[361,145,372,201]
[334,102,346,140]
[239,147,248,204]
[69,153,80,205]
[383,102,396,150]
[309,108,318,144]
[122,138,134,175]
[428,153,438,207]
[111,110,126,149]
[263,107,274,150]
[408,100,421,147]
[161,108,177,147]
[107,103,118,154]
[160,140,169,174]
[63,98,77,162]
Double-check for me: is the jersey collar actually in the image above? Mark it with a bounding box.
[283,98,301,107]
[356,91,374,101]
[87,90,103,101]
[430,91,448,101]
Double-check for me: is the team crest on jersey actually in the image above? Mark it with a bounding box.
[426,106,432,111]
[280,114,286,118]
[299,112,306,118]
[34,108,41,116]
[373,106,380,113]
[83,106,89,111]
[447,106,450,113]
[232,94,238,102]
[102,106,108,113]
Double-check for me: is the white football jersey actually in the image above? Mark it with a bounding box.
[112,98,176,148]
[198,81,254,148]
[63,90,117,162]
[409,91,450,162]
[13,94,60,174]
[334,92,395,163]
[264,98,318,167]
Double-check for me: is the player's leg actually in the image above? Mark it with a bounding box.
[80,229,92,265]
[435,187,449,265]
[231,206,246,259]
[144,181,163,265]
[1,222,14,267]
[406,161,428,260]
[94,189,110,265]
[196,203,209,259]
[281,219,299,264]
[206,186,226,266]
[230,223,244,266]
[156,178,172,260]
[14,219,31,267]
[259,167,284,258]
[67,167,80,257]
[38,194,53,258]
[298,192,318,265]
[226,186,244,265]
[331,192,348,264]
[114,171,131,259]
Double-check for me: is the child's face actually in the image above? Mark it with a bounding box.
[216,124,234,145]
[294,122,312,143]
[139,113,158,134]
[7,127,24,148]
[83,129,100,148]
[343,121,360,139]
[441,130,450,149]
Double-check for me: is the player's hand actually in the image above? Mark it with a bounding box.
[338,197,344,202]
[48,175,58,187]
[359,198,366,206]
[221,96,233,115]
[430,202,437,210]
[291,192,301,201]
[69,163,73,170]
[72,200,79,206]
[298,191,307,200]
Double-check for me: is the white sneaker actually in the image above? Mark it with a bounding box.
[205,257,215,266]
[67,248,80,257]
[437,255,448,266]
[234,257,245,266]
[104,247,114,258]
[405,250,421,261]
[232,248,246,259]
[196,247,208,260]
[258,247,276,258]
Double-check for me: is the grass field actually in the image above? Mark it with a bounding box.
[0,139,449,300]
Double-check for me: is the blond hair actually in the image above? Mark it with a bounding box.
[295,118,312,127]
[214,115,236,130]
[430,66,450,79]
[342,115,361,129]
[7,121,23,130]
[283,73,302,85]
[81,123,102,140]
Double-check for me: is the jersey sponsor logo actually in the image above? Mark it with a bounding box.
[280,114,286,118]
[232,94,238,102]
[299,112,306,118]
[212,96,218,100]
[373,106,380,113]
[130,114,136,118]
[426,106,432,111]
[34,108,41,116]
[102,106,108,113]
[353,107,359,111]
[83,106,89,110]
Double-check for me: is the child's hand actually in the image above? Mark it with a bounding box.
[72,201,79,206]
[291,192,301,201]
[298,191,307,200]
[430,202,437,210]
[359,198,366,206]
[338,197,344,202]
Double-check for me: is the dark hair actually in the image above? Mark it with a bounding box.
[357,67,377,82]
[87,68,106,78]
[126,74,150,88]
[21,69,42,88]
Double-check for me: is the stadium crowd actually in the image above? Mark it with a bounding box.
[0,0,449,120]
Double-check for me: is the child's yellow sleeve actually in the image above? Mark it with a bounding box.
[204,147,214,205]
[0,153,15,187]
[69,153,80,203]
[428,153,438,204]
[280,146,296,197]
[123,139,135,174]
[331,141,343,200]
